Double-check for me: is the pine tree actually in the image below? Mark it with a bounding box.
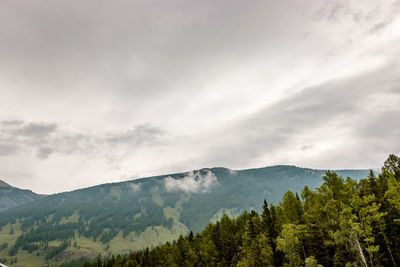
[188,231,194,243]
[261,199,271,232]
[211,221,222,262]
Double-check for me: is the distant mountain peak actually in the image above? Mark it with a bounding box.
[0,179,12,187]
[0,179,42,212]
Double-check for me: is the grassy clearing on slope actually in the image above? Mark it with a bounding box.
[0,193,190,266]
[59,212,79,224]
[0,223,44,267]
[151,189,164,206]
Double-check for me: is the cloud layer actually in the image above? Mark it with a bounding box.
[0,0,399,193]
[0,120,164,160]
[164,171,218,193]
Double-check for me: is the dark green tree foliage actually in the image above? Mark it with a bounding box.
[82,155,400,267]
[0,242,8,251]
[262,200,283,266]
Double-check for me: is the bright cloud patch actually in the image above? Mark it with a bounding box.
[164,171,218,193]
[128,182,142,193]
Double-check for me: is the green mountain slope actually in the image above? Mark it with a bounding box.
[0,166,369,266]
[0,180,42,212]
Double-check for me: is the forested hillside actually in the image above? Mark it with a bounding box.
[0,180,42,212]
[80,154,400,267]
[0,166,368,266]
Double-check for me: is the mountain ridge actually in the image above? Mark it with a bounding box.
[0,179,42,212]
[1,164,370,195]
[0,165,370,266]
[0,180,12,188]
[84,164,369,191]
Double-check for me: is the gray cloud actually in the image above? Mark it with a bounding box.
[368,1,400,34]
[193,58,400,169]
[1,121,58,150]
[0,120,165,159]
[14,122,57,138]
[313,0,360,22]
[106,124,164,146]
[0,143,19,156]
[36,147,53,160]
[0,0,399,193]
[1,120,24,126]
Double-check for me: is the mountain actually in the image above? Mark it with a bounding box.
[0,180,11,187]
[81,159,400,267]
[0,180,42,212]
[0,166,369,266]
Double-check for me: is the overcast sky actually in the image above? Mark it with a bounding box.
[1,0,399,194]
